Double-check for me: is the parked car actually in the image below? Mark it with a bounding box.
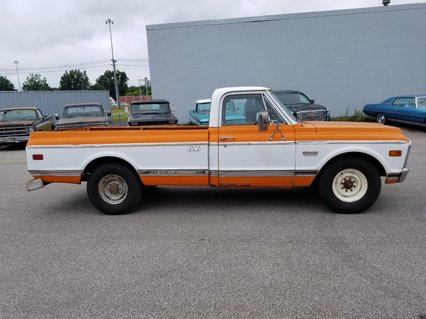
[128,99,177,126]
[363,95,426,126]
[271,90,330,121]
[189,99,211,126]
[55,103,110,130]
[0,107,55,148]
[188,98,248,126]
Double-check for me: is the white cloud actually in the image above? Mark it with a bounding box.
[0,0,424,88]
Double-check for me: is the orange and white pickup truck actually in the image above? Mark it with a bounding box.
[26,87,411,215]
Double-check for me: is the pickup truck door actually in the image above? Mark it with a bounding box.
[215,92,296,187]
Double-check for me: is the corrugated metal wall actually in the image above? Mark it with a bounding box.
[147,3,426,122]
[0,91,110,116]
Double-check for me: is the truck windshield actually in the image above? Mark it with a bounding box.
[197,103,211,113]
[131,103,171,114]
[0,109,38,122]
[62,105,104,117]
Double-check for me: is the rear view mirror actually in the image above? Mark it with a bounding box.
[257,111,269,132]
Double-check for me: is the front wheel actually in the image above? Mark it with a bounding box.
[87,163,142,214]
[376,113,386,124]
[317,158,381,214]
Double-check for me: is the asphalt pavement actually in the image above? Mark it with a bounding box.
[0,127,425,319]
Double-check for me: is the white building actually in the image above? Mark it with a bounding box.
[147,3,426,122]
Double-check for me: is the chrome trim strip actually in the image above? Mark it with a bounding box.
[28,170,82,176]
[29,168,318,179]
[138,169,208,176]
[297,140,409,145]
[218,170,294,177]
[27,142,209,149]
[219,141,295,146]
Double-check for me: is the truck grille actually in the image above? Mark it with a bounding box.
[297,110,328,121]
[0,126,29,137]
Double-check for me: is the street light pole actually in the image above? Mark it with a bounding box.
[13,61,21,91]
[105,18,120,108]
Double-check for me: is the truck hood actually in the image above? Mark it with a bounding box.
[56,116,106,126]
[0,120,37,127]
[296,121,409,142]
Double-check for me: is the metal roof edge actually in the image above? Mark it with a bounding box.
[146,3,426,31]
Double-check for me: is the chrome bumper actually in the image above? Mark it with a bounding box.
[385,168,409,184]
[26,178,45,191]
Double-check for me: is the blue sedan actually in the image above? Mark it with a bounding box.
[363,95,426,126]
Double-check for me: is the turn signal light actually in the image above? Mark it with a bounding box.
[389,150,402,157]
[32,154,44,160]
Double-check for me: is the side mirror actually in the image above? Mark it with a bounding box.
[257,111,269,132]
[106,110,112,116]
[310,99,315,104]
[54,114,59,120]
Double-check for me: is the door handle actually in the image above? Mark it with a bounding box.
[220,136,235,141]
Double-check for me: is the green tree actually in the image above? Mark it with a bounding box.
[94,70,128,100]
[125,85,151,97]
[59,69,90,90]
[0,76,15,91]
[22,73,51,91]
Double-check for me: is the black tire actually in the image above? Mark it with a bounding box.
[87,163,142,215]
[376,113,386,124]
[317,158,381,214]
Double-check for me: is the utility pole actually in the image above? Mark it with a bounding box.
[138,79,143,99]
[105,19,120,108]
[13,61,21,91]
[144,77,148,100]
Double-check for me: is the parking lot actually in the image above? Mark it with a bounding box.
[0,127,425,319]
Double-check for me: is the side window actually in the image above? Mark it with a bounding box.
[222,94,266,126]
[393,97,414,107]
[36,109,43,119]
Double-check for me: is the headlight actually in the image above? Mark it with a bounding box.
[28,126,35,132]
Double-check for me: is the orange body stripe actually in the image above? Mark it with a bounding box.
[218,176,295,187]
[28,122,408,147]
[36,176,82,184]
[294,176,316,187]
[140,176,209,186]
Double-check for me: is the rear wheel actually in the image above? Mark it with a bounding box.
[376,113,386,124]
[317,158,381,214]
[87,163,142,214]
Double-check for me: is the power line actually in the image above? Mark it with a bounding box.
[0,59,149,73]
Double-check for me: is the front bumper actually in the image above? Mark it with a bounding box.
[385,168,409,184]
[0,136,30,145]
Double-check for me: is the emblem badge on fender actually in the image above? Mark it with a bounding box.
[187,146,201,153]
[303,151,318,156]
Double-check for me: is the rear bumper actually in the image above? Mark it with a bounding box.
[26,178,45,191]
[385,168,409,184]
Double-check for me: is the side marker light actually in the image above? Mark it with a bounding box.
[32,154,44,160]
